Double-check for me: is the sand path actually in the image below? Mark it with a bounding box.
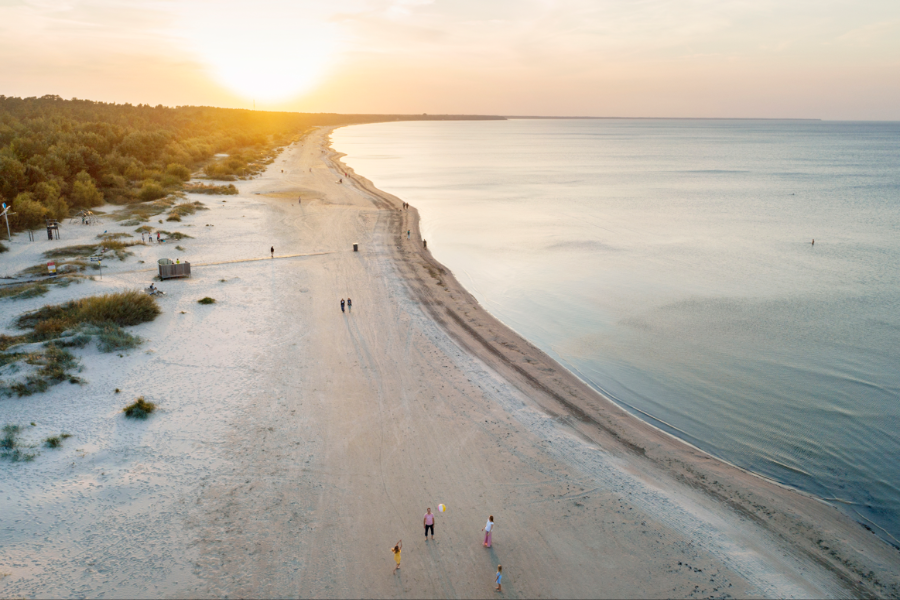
[2,126,897,599]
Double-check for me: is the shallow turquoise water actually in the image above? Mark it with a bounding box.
[333,119,900,544]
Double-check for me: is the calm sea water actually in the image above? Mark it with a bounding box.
[332,119,900,543]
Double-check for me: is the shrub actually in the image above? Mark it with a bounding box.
[165,163,191,181]
[123,397,156,419]
[139,181,166,202]
[166,213,181,222]
[94,324,142,352]
[44,433,71,448]
[197,297,215,305]
[16,290,161,330]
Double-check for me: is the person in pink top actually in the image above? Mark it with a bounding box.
[424,507,435,540]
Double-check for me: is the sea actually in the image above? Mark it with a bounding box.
[332,119,900,545]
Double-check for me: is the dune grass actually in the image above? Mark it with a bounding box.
[123,397,156,419]
[183,183,238,195]
[0,292,160,397]
[197,297,216,305]
[44,433,72,448]
[1,424,37,462]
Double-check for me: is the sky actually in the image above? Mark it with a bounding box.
[0,0,898,119]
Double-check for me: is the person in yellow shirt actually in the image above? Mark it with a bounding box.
[391,539,402,571]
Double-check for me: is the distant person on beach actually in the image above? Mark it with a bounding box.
[483,516,494,547]
[391,540,402,571]
[341,299,345,313]
[495,565,502,592]
[141,232,145,243]
[424,508,435,540]
[340,178,343,184]
[812,239,815,245]
[156,232,160,242]
[347,298,352,312]
[407,230,410,239]
[298,197,302,205]
[423,239,427,249]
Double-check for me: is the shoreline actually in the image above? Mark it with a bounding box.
[324,125,900,596]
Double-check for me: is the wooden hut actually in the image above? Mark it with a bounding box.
[158,258,191,280]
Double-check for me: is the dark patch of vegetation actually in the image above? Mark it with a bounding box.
[197,297,215,305]
[42,244,99,259]
[175,245,185,251]
[7,345,81,396]
[93,324,142,352]
[1,292,158,396]
[168,200,206,220]
[0,242,7,253]
[44,433,72,448]
[15,291,161,334]
[184,183,238,195]
[1,424,37,461]
[0,281,50,300]
[134,225,154,233]
[157,230,192,240]
[123,397,156,419]
[97,232,132,239]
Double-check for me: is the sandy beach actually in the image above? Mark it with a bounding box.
[1,126,898,599]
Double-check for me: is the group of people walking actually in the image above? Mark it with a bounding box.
[390,512,502,592]
[340,298,352,313]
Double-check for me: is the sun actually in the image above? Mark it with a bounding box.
[187,16,336,102]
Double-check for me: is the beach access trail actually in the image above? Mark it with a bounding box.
[1,126,898,599]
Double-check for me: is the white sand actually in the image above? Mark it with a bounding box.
[1,127,897,598]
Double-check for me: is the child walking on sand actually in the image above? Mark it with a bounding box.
[391,540,402,571]
[483,515,494,547]
[495,565,502,592]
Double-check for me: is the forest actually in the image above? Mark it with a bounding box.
[0,95,500,232]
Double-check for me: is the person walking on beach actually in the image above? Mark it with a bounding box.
[270,246,274,258]
[483,515,494,547]
[347,298,352,312]
[341,299,345,313]
[156,232,160,243]
[407,230,410,239]
[495,565,502,592]
[391,540,402,571]
[424,508,435,540]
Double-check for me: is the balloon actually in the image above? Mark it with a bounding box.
[438,504,446,513]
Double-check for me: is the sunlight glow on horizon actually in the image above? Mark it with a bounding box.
[0,0,898,119]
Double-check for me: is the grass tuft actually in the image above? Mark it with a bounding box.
[1,424,37,462]
[123,397,156,419]
[197,297,216,305]
[44,434,71,448]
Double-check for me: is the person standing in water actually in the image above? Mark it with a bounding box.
[391,540,402,571]
[483,515,494,547]
[424,508,435,540]
[340,299,345,313]
[347,298,352,312]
